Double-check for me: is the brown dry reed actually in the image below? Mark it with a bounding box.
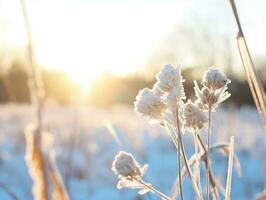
[229,0,266,130]
[21,0,69,199]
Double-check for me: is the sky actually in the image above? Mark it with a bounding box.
[0,0,266,89]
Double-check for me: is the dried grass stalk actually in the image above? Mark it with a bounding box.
[225,136,234,200]
[21,1,69,199]
[25,125,70,200]
[229,0,266,129]
[48,154,70,200]
[25,126,49,200]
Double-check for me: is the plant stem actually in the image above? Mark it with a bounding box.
[20,1,49,200]
[229,0,266,130]
[225,136,234,200]
[139,179,172,200]
[166,122,200,199]
[206,108,211,200]
[20,0,44,130]
[177,140,183,200]
[196,134,219,200]
[174,110,201,200]
[175,110,184,200]
[178,131,201,199]
[193,130,203,200]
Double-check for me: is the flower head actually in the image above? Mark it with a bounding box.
[202,67,230,90]
[112,151,145,178]
[112,151,149,191]
[166,86,186,108]
[154,64,186,108]
[184,100,207,131]
[134,88,166,123]
[194,81,231,111]
[194,67,231,111]
[155,64,185,94]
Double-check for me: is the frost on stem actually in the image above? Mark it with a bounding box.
[112,151,172,200]
[134,88,166,124]
[25,124,69,200]
[194,67,231,111]
[184,100,207,132]
[25,124,49,200]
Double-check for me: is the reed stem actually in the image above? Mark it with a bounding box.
[175,111,184,200]
[139,179,173,200]
[193,130,203,200]
[206,107,211,200]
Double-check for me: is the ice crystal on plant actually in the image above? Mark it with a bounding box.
[184,100,207,131]
[194,67,231,111]
[202,67,231,90]
[154,64,186,108]
[112,151,148,178]
[112,151,149,193]
[134,88,166,124]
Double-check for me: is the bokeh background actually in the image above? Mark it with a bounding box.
[0,0,265,199]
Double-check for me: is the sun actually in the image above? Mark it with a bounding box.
[15,0,190,94]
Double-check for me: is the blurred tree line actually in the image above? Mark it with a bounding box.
[0,60,80,104]
[0,0,265,108]
[88,11,266,107]
[88,67,266,107]
[0,59,265,107]
[1,8,266,107]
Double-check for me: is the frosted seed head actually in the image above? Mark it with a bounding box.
[134,88,166,123]
[202,67,230,90]
[152,82,165,97]
[184,100,207,131]
[194,79,231,111]
[112,151,141,177]
[155,64,184,93]
[112,151,148,179]
[166,86,186,108]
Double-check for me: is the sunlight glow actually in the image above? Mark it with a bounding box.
[26,0,188,90]
[1,0,266,93]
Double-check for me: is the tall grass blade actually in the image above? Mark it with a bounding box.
[21,1,69,200]
[48,154,70,200]
[25,126,49,200]
[225,136,234,200]
[229,0,266,129]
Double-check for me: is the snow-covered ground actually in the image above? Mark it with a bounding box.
[0,104,265,200]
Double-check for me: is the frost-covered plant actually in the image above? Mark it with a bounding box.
[194,67,231,111]
[112,64,236,200]
[154,64,186,108]
[194,67,231,199]
[112,151,171,200]
[134,88,166,124]
[184,100,207,132]
[112,151,147,178]
[202,67,230,90]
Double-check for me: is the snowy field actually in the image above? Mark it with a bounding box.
[0,104,265,200]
